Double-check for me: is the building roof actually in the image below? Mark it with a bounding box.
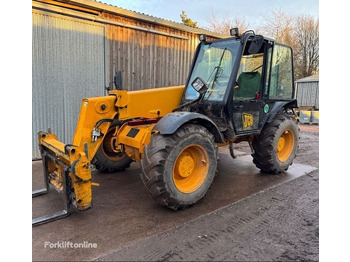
[296,73,319,83]
[51,0,227,39]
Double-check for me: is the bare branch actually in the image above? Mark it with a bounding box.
[205,9,251,35]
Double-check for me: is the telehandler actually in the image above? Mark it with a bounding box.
[33,29,299,226]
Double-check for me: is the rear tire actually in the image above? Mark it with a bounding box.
[140,124,218,210]
[92,125,132,173]
[252,114,299,174]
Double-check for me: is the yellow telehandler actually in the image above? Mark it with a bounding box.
[33,29,299,225]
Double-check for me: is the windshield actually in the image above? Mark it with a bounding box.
[185,39,241,101]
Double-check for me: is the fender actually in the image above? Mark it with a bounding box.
[154,112,224,143]
[266,99,298,123]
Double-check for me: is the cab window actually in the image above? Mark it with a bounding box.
[184,39,240,101]
[268,45,293,99]
[234,53,264,100]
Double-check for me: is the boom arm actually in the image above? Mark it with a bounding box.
[35,85,185,224]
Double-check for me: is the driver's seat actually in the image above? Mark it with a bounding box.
[234,72,261,99]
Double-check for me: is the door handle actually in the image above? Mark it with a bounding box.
[234,105,243,110]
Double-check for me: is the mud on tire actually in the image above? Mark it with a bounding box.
[140,124,218,210]
[252,114,299,174]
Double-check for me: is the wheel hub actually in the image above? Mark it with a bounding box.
[173,145,209,193]
[277,130,295,162]
[176,155,195,178]
[277,137,286,152]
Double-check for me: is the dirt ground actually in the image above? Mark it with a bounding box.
[32,123,319,261]
[233,124,319,167]
[98,123,319,261]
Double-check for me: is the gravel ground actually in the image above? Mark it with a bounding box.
[98,124,319,261]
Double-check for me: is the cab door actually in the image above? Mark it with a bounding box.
[232,42,270,134]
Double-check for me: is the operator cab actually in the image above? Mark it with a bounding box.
[180,29,295,138]
[184,37,239,102]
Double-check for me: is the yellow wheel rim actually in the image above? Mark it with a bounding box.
[173,144,209,193]
[277,129,295,162]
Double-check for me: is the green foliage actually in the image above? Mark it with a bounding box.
[180,10,198,28]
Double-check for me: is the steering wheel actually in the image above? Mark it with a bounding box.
[205,75,229,100]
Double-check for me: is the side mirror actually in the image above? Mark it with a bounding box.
[248,35,264,54]
[191,77,208,95]
[114,70,123,90]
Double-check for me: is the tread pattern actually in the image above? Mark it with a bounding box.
[252,114,299,174]
[140,124,218,210]
[92,153,132,173]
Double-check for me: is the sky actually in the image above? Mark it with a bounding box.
[101,0,319,29]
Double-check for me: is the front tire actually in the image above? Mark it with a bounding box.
[140,124,218,210]
[92,125,132,173]
[252,114,299,174]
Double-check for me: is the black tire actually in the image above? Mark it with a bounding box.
[252,114,299,174]
[92,125,132,173]
[140,124,218,210]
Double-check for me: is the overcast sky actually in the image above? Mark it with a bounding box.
[101,0,319,29]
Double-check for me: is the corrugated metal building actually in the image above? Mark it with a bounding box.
[295,74,319,110]
[32,0,224,159]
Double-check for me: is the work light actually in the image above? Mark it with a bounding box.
[230,28,239,37]
[199,34,207,42]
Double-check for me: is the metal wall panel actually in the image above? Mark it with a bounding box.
[296,81,319,109]
[32,3,216,159]
[32,11,106,159]
[104,13,200,91]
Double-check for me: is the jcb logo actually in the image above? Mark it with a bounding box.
[242,113,254,129]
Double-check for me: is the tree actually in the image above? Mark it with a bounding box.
[202,8,319,79]
[257,9,295,47]
[294,15,319,78]
[258,10,319,79]
[205,10,250,35]
[180,10,198,28]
